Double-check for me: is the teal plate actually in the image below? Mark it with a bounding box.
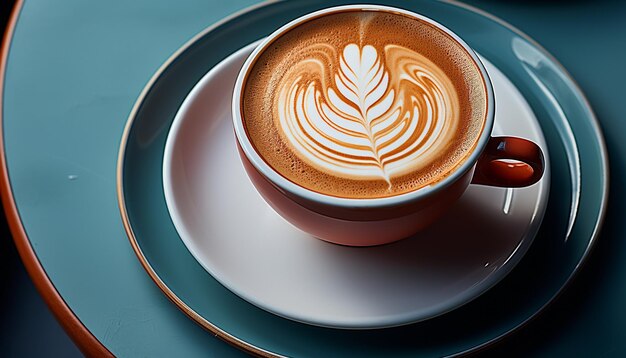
[118,0,608,356]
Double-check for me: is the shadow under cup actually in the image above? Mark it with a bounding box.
[232,5,544,246]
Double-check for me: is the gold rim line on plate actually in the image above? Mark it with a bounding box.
[115,1,609,357]
[116,1,283,357]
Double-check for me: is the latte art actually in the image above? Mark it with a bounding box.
[242,11,487,198]
[277,43,459,183]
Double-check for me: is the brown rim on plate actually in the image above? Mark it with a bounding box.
[0,0,113,356]
[2,0,607,356]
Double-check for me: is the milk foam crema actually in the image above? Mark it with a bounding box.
[243,11,487,198]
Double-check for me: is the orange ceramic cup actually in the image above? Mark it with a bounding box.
[232,5,544,246]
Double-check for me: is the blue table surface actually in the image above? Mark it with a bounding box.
[2,0,625,356]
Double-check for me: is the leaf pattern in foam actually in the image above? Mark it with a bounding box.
[276,42,456,185]
[326,44,396,181]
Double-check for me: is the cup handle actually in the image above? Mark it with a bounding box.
[471,136,545,187]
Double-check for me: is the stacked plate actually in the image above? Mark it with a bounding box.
[117,1,607,356]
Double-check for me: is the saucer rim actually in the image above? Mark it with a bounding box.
[161,41,551,330]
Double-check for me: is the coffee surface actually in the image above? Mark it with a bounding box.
[242,10,487,198]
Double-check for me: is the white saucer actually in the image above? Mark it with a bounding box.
[162,41,550,329]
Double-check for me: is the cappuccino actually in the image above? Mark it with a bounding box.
[241,10,488,198]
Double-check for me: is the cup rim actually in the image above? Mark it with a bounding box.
[232,4,494,209]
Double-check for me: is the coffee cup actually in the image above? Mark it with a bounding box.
[232,4,544,246]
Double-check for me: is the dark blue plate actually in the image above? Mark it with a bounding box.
[118,1,608,356]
